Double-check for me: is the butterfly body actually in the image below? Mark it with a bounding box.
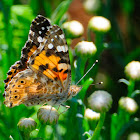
[4,15,81,108]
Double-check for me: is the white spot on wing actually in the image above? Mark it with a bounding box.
[59,34,64,39]
[41,27,45,30]
[29,30,35,36]
[37,36,43,43]
[48,43,53,49]
[51,38,54,42]
[57,45,67,52]
[54,35,57,38]
[61,45,65,52]
[57,45,62,52]
[47,26,50,30]
[39,31,42,34]
[65,45,68,52]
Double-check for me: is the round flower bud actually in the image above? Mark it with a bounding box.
[37,105,59,125]
[88,16,111,33]
[83,0,101,14]
[85,108,100,121]
[62,20,84,39]
[88,90,112,113]
[127,132,140,140]
[119,97,138,114]
[125,61,140,81]
[75,41,97,57]
[17,118,37,133]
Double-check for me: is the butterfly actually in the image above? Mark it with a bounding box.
[3,15,82,108]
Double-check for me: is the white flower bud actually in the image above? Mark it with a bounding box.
[85,108,100,121]
[88,16,111,33]
[119,97,138,114]
[125,61,140,81]
[127,132,140,140]
[75,41,97,57]
[83,0,101,14]
[37,105,59,125]
[17,118,37,133]
[62,20,84,38]
[88,90,112,113]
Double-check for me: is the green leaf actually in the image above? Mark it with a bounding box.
[79,78,94,100]
[116,118,139,139]
[51,0,72,24]
[118,78,129,85]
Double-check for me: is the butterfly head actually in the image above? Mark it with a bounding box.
[67,85,82,99]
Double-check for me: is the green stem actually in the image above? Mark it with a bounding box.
[19,131,30,140]
[87,28,92,41]
[127,80,135,97]
[111,113,118,140]
[91,112,106,140]
[95,33,104,57]
[37,124,46,138]
[76,57,87,84]
[79,78,93,100]
[80,57,87,79]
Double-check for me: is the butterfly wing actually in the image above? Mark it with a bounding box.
[4,15,50,89]
[4,15,71,107]
[28,24,71,93]
[4,68,66,107]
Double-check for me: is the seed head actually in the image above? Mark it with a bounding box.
[119,97,138,114]
[75,41,97,57]
[37,105,59,125]
[62,20,84,39]
[125,61,140,81]
[17,118,37,133]
[88,16,111,33]
[88,90,112,113]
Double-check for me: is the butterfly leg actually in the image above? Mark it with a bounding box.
[57,104,61,111]
[59,104,70,115]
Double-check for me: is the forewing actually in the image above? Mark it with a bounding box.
[4,15,50,89]
[28,19,71,92]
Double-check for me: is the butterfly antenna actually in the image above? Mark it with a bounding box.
[90,82,103,85]
[76,60,98,85]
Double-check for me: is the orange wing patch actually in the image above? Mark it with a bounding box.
[30,49,69,82]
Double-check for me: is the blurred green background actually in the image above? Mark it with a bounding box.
[0,0,140,140]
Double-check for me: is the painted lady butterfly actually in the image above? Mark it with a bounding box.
[3,15,82,108]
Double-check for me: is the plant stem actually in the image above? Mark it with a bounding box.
[37,124,46,138]
[19,131,30,140]
[95,33,104,57]
[80,57,87,80]
[87,28,92,41]
[91,112,106,140]
[127,80,135,97]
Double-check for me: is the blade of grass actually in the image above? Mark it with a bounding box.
[51,0,72,24]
